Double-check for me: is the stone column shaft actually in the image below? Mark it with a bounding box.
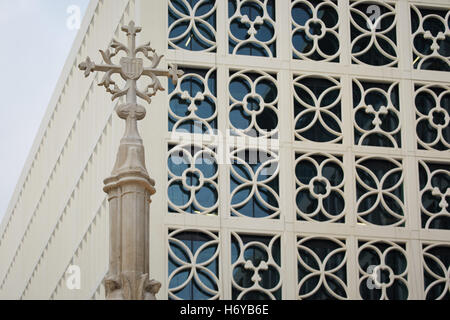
[103,105,160,300]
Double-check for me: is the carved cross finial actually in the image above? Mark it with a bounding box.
[168,64,184,85]
[121,20,142,36]
[78,20,183,105]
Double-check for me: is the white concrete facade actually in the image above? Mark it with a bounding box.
[0,0,449,300]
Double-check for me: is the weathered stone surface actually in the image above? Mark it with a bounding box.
[78,21,182,300]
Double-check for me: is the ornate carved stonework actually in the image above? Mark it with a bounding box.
[78,21,183,300]
[104,273,161,300]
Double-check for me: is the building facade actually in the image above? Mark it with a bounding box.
[0,0,449,300]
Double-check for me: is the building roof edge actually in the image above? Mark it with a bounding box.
[0,0,100,236]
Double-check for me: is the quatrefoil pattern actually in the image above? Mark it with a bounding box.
[169,67,217,134]
[168,144,219,215]
[168,0,217,52]
[415,84,450,151]
[297,237,348,300]
[229,70,279,138]
[353,79,401,148]
[160,2,450,302]
[295,153,345,223]
[350,0,398,67]
[358,240,409,300]
[411,5,450,71]
[230,148,280,219]
[231,233,281,300]
[355,157,405,227]
[294,75,342,143]
[422,243,450,300]
[291,0,340,62]
[168,229,220,300]
[229,0,276,57]
[419,161,450,230]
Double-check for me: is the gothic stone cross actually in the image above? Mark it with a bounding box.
[77,21,184,300]
[79,20,183,121]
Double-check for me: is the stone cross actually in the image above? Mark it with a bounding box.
[79,20,183,119]
[78,21,183,300]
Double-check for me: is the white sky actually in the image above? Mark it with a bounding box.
[0,0,90,223]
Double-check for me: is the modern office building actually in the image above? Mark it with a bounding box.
[0,0,449,300]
